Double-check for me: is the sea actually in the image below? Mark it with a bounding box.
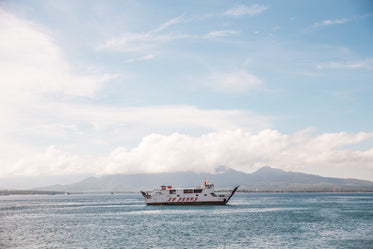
[1,192,372,249]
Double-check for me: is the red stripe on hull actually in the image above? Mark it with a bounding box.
[146,201,227,206]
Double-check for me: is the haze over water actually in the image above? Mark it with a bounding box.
[1,193,372,248]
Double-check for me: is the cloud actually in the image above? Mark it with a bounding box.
[206,71,262,92]
[312,18,350,27]
[98,18,241,52]
[224,4,269,17]
[204,30,240,39]
[0,97,272,166]
[0,8,271,168]
[151,15,185,33]
[98,16,189,52]
[1,145,96,177]
[124,54,156,63]
[0,7,118,136]
[98,31,188,52]
[19,104,272,146]
[0,7,119,159]
[316,58,373,70]
[2,130,373,181]
[0,8,116,99]
[312,13,373,29]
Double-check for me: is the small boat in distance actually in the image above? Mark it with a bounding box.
[141,181,239,205]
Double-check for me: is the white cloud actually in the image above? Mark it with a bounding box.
[21,104,271,147]
[97,16,189,52]
[151,15,185,33]
[2,130,373,181]
[100,32,166,52]
[312,13,373,28]
[0,8,116,99]
[316,58,373,70]
[124,54,156,63]
[1,5,373,184]
[224,4,269,17]
[1,145,97,177]
[103,129,373,178]
[312,18,350,27]
[204,30,240,39]
[0,8,271,167]
[98,31,191,52]
[98,17,241,52]
[0,7,119,159]
[206,71,262,92]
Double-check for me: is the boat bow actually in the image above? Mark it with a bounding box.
[225,186,239,204]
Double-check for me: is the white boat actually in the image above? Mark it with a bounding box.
[141,181,239,205]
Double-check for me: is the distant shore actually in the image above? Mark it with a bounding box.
[0,190,66,195]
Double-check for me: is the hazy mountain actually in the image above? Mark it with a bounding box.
[37,166,373,192]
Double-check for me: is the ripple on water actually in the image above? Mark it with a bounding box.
[1,193,372,248]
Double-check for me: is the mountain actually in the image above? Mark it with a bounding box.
[242,166,373,191]
[37,166,373,192]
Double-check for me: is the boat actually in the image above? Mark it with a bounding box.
[140,181,239,205]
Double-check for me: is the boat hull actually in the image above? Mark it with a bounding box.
[141,184,239,206]
[146,201,227,206]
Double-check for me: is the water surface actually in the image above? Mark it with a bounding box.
[1,193,372,248]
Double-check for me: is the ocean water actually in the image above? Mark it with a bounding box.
[1,193,372,249]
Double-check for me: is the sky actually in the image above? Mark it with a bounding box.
[1,0,373,188]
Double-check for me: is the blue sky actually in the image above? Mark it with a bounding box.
[1,0,373,187]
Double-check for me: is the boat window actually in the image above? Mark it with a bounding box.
[183,189,193,194]
[169,189,176,194]
[205,184,213,188]
[193,189,203,193]
[210,193,217,197]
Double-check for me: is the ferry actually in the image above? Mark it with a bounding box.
[140,181,239,205]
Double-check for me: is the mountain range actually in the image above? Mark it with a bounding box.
[37,166,373,193]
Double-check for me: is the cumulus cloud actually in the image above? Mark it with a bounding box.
[206,71,262,92]
[2,130,373,181]
[224,4,269,17]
